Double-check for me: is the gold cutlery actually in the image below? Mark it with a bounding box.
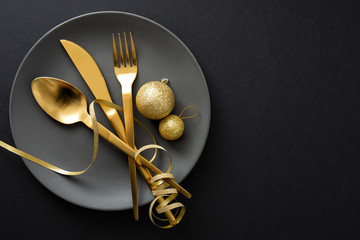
[61,39,178,225]
[112,34,180,225]
[112,33,138,220]
[31,77,191,198]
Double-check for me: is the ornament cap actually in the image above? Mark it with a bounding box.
[160,78,169,85]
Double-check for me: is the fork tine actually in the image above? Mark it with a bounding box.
[123,33,131,67]
[129,32,137,67]
[118,33,124,68]
[112,34,119,67]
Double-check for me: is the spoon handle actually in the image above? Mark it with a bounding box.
[82,117,191,199]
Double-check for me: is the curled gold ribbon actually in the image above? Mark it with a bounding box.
[0,99,158,175]
[135,145,185,228]
[0,99,100,175]
[0,99,184,228]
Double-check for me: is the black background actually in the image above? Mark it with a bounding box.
[1,0,360,239]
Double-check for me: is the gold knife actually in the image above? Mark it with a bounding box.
[60,39,141,219]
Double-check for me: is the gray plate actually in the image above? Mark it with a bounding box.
[9,11,210,211]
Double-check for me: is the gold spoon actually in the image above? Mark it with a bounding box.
[31,77,191,199]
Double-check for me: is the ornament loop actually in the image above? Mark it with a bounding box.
[179,106,198,120]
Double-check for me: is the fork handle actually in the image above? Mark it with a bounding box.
[122,92,139,220]
[122,92,135,146]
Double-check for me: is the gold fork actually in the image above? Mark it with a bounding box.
[112,33,179,226]
[112,33,139,220]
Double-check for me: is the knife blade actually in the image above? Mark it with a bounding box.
[60,39,127,139]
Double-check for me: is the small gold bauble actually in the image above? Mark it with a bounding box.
[136,80,175,120]
[159,114,185,141]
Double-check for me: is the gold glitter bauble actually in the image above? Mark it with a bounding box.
[159,114,184,141]
[136,80,175,120]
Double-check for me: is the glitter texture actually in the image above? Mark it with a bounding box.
[136,81,175,120]
[159,114,184,140]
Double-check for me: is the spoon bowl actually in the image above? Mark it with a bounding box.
[32,77,88,124]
